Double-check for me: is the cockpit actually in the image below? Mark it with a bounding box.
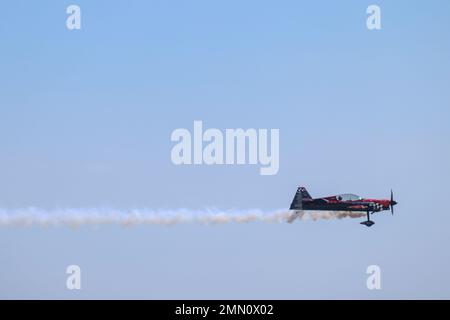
[336,194,362,201]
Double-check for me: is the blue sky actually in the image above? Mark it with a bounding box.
[1,0,450,298]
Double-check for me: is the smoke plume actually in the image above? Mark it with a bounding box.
[0,208,366,227]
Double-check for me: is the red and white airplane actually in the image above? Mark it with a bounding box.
[289,187,397,227]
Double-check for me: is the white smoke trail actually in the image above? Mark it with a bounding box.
[0,208,366,228]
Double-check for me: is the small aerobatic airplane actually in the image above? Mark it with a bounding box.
[289,187,397,227]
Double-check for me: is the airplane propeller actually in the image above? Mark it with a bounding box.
[390,189,397,215]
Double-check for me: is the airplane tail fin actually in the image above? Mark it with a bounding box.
[290,187,311,210]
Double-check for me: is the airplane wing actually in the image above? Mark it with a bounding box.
[349,201,383,212]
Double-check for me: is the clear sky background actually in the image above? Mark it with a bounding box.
[1,0,450,299]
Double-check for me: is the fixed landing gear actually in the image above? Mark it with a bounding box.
[360,210,375,227]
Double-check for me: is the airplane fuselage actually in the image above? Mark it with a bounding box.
[301,198,391,212]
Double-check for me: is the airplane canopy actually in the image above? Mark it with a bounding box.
[336,194,362,201]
